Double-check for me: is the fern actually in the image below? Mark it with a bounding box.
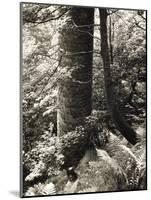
[25,182,56,196]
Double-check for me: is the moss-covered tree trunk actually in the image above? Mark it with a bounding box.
[57,7,94,136]
[99,9,137,145]
[109,15,113,65]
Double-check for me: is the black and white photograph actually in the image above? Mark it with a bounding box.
[20,2,147,197]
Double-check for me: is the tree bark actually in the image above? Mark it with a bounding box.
[57,7,94,136]
[109,15,113,65]
[99,9,137,145]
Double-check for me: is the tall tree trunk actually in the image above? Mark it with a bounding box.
[109,15,113,65]
[99,9,137,145]
[57,7,94,136]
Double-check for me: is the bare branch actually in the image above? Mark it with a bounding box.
[31,72,49,86]
[107,9,119,16]
[132,17,146,31]
[71,19,101,41]
[65,50,93,56]
[28,8,71,27]
[38,55,63,95]
[67,23,99,28]
[137,10,146,21]
[114,13,129,27]
[63,50,101,56]
[23,5,63,24]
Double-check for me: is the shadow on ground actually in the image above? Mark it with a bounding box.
[9,191,19,197]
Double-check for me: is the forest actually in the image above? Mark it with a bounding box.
[21,3,147,197]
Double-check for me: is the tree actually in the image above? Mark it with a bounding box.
[21,4,147,196]
[108,14,114,65]
[57,7,94,136]
[99,9,137,145]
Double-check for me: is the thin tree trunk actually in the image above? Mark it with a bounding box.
[99,9,137,145]
[57,8,94,136]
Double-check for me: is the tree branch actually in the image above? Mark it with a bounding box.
[71,19,101,41]
[114,13,129,27]
[132,17,146,31]
[107,9,118,16]
[38,55,63,95]
[27,8,71,26]
[137,11,146,21]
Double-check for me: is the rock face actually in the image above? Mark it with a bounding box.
[78,155,127,192]
[57,7,94,136]
[63,149,127,194]
[62,139,144,194]
[57,128,145,193]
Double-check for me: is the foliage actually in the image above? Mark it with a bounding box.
[23,134,62,186]
[22,4,146,196]
[22,90,57,154]
[56,115,104,169]
[111,11,146,122]
[23,113,108,194]
[75,158,127,192]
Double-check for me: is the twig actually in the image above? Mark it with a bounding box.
[114,13,129,27]
[137,11,146,21]
[72,19,101,41]
[65,50,93,56]
[71,79,92,84]
[107,9,118,16]
[132,17,146,31]
[31,8,71,27]
[38,55,63,95]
